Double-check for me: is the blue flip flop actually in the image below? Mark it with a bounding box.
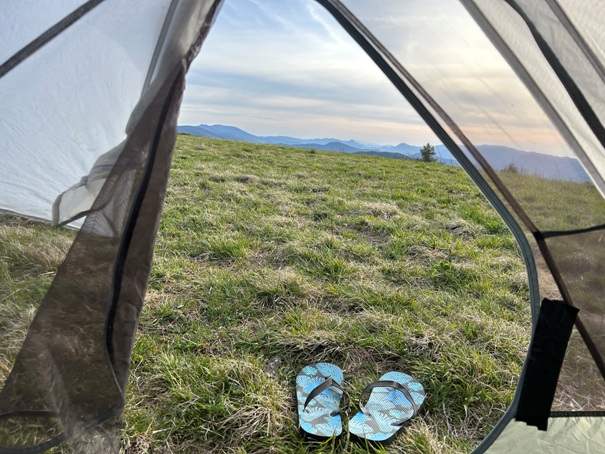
[296,363,344,439]
[349,371,425,444]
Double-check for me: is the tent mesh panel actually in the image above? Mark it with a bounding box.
[0,65,186,452]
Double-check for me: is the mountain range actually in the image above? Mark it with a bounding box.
[178,124,590,183]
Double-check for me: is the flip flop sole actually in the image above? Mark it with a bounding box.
[296,362,344,438]
[349,371,425,443]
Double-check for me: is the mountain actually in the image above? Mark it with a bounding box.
[179,124,377,151]
[377,142,420,155]
[277,141,360,152]
[180,125,380,149]
[472,145,590,182]
[263,136,371,148]
[353,150,416,160]
[178,124,225,138]
[178,123,590,183]
[180,124,261,142]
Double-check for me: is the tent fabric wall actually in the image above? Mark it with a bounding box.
[324,0,605,382]
[0,0,219,226]
[459,0,605,414]
[2,0,167,222]
[0,0,223,452]
[484,417,605,453]
[461,0,605,199]
[316,0,605,451]
[0,65,184,453]
[1,0,605,452]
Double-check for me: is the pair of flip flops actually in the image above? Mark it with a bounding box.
[296,363,425,444]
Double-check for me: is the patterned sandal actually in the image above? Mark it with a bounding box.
[296,363,344,439]
[349,371,425,444]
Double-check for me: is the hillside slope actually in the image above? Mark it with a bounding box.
[129,135,532,453]
[179,124,591,182]
[1,135,532,453]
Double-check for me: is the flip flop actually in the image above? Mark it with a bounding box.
[296,362,344,439]
[349,371,425,444]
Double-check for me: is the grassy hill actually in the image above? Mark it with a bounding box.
[0,135,531,453]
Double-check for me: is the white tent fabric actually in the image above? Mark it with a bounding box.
[0,1,222,451]
[0,0,216,226]
[463,0,605,204]
[2,1,163,221]
[1,1,86,63]
[485,417,605,453]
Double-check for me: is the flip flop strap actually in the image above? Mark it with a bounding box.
[303,376,343,415]
[359,379,418,426]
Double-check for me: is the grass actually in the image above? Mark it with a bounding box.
[0,217,76,377]
[0,135,534,453]
[497,170,605,412]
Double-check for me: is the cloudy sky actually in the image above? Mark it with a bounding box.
[178,0,569,154]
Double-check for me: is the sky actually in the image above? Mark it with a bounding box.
[178,0,571,155]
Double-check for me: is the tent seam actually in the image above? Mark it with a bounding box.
[0,0,105,79]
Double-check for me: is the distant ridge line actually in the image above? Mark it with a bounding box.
[178,123,590,183]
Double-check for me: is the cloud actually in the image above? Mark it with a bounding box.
[181,0,570,155]
[182,0,440,145]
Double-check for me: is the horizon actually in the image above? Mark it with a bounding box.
[177,122,580,157]
[177,124,592,184]
[179,0,576,158]
[179,121,436,148]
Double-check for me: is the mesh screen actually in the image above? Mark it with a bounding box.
[331,0,605,414]
[554,328,605,411]
[0,0,172,222]
[0,65,185,452]
[0,1,221,450]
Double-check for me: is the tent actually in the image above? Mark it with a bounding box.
[1,0,604,452]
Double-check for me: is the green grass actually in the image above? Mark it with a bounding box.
[498,170,605,232]
[0,135,534,453]
[0,217,75,377]
[496,170,605,412]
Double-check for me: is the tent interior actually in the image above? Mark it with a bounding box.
[1,0,605,452]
